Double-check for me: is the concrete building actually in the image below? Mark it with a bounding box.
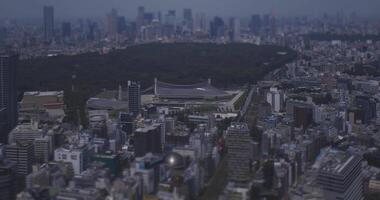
[128,81,141,117]
[134,123,162,157]
[226,123,252,183]
[43,6,54,41]
[316,150,363,200]
[54,146,85,175]
[266,87,285,113]
[5,143,34,176]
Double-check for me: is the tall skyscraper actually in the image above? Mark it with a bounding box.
[165,10,176,26]
[210,17,225,38]
[127,81,141,117]
[0,54,18,143]
[62,22,71,39]
[228,17,241,42]
[183,8,193,32]
[226,122,252,183]
[136,6,145,32]
[194,13,207,33]
[43,6,54,41]
[249,14,261,34]
[106,8,118,38]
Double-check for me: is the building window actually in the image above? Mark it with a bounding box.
[62,154,67,160]
[71,155,77,160]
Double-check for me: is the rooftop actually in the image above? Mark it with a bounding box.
[317,149,359,174]
[24,91,64,97]
[155,79,229,99]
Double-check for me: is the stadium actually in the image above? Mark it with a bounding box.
[154,78,231,100]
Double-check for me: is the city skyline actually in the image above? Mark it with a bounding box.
[1,0,380,20]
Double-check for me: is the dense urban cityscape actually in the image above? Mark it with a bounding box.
[1,1,380,200]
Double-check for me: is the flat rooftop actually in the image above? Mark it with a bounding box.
[24,91,64,97]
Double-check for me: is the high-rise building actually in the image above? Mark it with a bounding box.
[106,8,118,37]
[228,17,241,42]
[134,123,162,157]
[5,143,34,176]
[317,150,363,200]
[136,6,145,32]
[266,87,286,113]
[117,16,127,33]
[127,81,141,116]
[226,123,252,183]
[62,22,71,38]
[183,8,193,32]
[0,54,18,144]
[34,137,50,164]
[194,13,207,33]
[249,15,261,34]
[210,17,225,38]
[43,6,54,41]
[165,10,176,26]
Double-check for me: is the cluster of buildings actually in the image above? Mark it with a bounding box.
[215,32,380,199]
[0,49,242,199]
[2,5,380,59]
[1,7,380,200]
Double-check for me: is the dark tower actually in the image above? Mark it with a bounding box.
[0,53,18,143]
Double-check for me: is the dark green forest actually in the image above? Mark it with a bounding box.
[18,43,296,92]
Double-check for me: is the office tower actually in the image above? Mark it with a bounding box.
[117,16,127,33]
[5,143,34,176]
[195,13,207,33]
[165,10,176,26]
[43,6,54,41]
[106,8,118,37]
[210,17,225,38]
[183,8,193,32]
[226,123,252,183]
[34,137,50,163]
[62,22,71,38]
[136,6,145,31]
[317,150,363,200]
[249,14,261,34]
[266,87,285,113]
[228,17,241,42]
[127,81,141,117]
[0,54,17,144]
[143,12,154,25]
[157,11,162,23]
[8,123,46,144]
[134,123,162,157]
[0,159,17,200]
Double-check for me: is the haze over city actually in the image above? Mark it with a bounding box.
[1,0,380,199]
[1,0,380,19]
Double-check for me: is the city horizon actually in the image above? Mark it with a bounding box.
[1,0,380,20]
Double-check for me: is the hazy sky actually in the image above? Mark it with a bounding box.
[1,0,380,19]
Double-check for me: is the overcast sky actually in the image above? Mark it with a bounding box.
[1,0,380,19]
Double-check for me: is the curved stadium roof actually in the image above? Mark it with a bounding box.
[155,80,229,99]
